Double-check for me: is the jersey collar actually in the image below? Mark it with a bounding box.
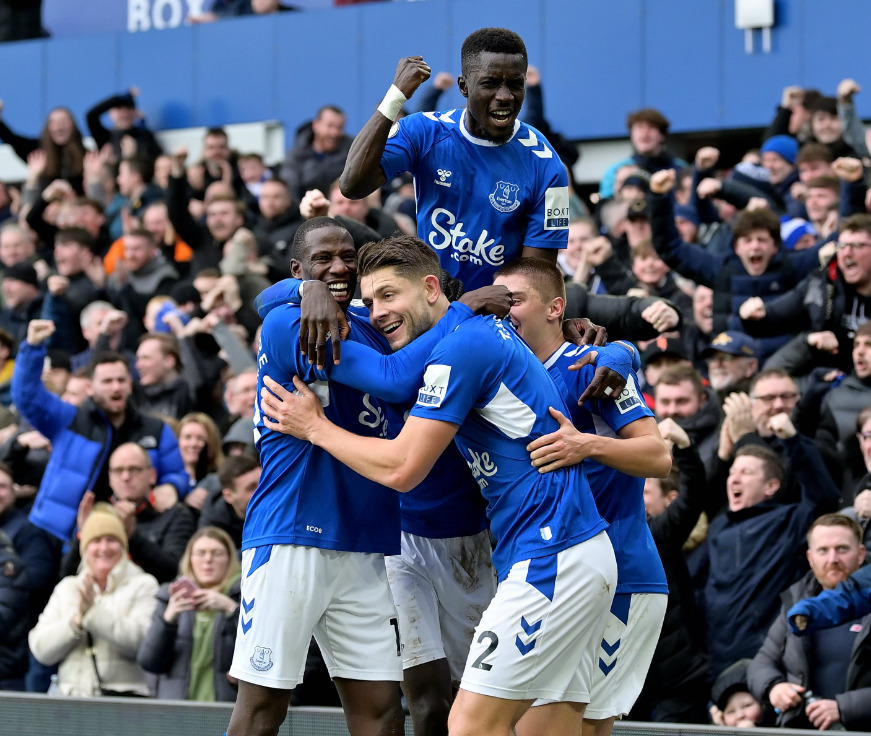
[460,109,520,147]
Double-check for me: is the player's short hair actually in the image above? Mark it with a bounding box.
[796,142,833,166]
[734,444,784,485]
[357,235,440,283]
[461,27,528,75]
[806,513,864,546]
[656,364,705,396]
[857,405,871,433]
[495,257,566,304]
[290,216,352,264]
[626,108,670,135]
[840,214,871,239]
[731,208,782,247]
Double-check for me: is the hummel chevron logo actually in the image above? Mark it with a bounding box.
[520,616,542,636]
[517,131,553,159]
[515,635,536,655]
[601,638,621,657]
[598,658,616,676]
[241,617,252,634]
[242,597,255,614]
[423,110,457,123]
[515,615,543,655]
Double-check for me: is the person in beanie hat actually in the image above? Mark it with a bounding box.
[760,135,805,218]
[29,502,158,697]
[780,216,818,251]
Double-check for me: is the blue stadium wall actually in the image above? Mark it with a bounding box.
[1,0,869,144]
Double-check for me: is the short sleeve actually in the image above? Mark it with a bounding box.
[409,326,494,426]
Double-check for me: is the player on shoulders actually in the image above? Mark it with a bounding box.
[340,27,570,290]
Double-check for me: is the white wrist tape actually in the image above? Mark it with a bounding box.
[377,84,407,122]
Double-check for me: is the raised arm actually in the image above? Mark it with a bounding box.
[340,56,431,200]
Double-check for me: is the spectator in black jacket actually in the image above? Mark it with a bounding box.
[85,88,162,164]
[252,178,303,281]
[198,454,260,553]
[61,442,195,584]
[0,529,28,691]
[133,333,194,420]
[630,418,711,724]
[168,146,245,275]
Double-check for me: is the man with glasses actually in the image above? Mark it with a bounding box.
[720,369,841,493]
[59,443,195,584]
[741,214,871,374]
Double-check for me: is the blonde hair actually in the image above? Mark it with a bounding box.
[179,526,240,590]
[178,412,225,474]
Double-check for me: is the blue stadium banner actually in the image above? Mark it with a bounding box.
[43,0,333,38]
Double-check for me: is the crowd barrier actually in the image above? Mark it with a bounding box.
[2,692,867,736]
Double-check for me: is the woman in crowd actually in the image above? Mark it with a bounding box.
[178,412,225,509]
[0,103,87,194]
[28,504,158,696]
[137,526,241,701]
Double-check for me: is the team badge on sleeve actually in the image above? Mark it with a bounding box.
[417,364,451,407]
[544,186,570,230]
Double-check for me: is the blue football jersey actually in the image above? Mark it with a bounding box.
[409,316,607,578]
[249,305,402,554]
[545,342,667,595]
[255,279,488,540]
[381,110,569,290]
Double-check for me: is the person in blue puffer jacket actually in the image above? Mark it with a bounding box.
[11,318,187,543]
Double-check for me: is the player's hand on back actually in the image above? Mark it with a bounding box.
[394,56,432,99]
[459,285,513,318]
[299,281,350,369]
[260,375,326,441]
[526,407,593,472]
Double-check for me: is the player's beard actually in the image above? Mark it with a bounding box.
[389,304,434,351]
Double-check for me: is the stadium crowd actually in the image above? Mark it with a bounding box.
[0,34,870,733]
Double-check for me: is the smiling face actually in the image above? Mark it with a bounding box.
[86,535,125,582]
[805,185,838,223]
[807,523,865,590]
[291,226,358,309]
[459,51,526,144]
[493,272,559,352]
[734,228,778,276]
[47,108,74,146]
[362,266,436,351]
[179,420,209,468]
